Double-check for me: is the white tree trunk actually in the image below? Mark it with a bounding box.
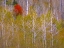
[26,0,28,15]
[43,15,46,48]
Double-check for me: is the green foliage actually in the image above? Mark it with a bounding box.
[6,0,13,5]
[45,10,51,22]
[55,20,62,30]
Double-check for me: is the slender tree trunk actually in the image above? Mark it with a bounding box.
[26,0,28,15]
[1,6,5,48]
[32,15,36,48]
[49,0,54,47]
[22,16,26,48]
[43,15,46,48]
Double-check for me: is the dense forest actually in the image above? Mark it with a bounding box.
[0,0,64,48]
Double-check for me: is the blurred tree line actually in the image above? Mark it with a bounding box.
[0,0,64,20]
[0,0,64,48]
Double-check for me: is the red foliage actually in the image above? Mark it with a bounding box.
[13,4,23,16]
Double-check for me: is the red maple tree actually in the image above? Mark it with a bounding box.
[13,4,23,16]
